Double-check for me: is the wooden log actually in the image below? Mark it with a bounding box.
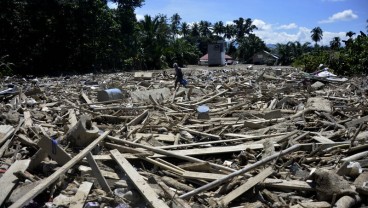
[9,131,110,208]
[220,167,274,206]
[69,181,93,208]
[333,195,361,208]
[341,151,368,162]
[110,149,169,208]
[0,160,30,206]
[153,176,191,208]
[161,176,195,192]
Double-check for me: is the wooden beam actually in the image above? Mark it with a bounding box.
[9,131,110,208]
[69,181,93,208]
[220,167,274,206]
[179,144,303,199]
[37,136,72,166]
[194,90,228,105]
[0,160,30,206]
[110,149,169,208]
[260,178,314,191]
[86,152,112,194]
[179,126,221,140]
[80,91,92,104]
[0,125,15,146]
[182,171,226,181]
[23,111,33,128]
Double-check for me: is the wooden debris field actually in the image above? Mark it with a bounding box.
[0,65,368,208]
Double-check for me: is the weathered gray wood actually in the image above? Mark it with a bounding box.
[179,126,221,140]
[110,149,169,208]
[220,167,274,206]
[86,152,112,193]
[306,97,332,112]
[260,178,314,191]
[80,91,92,104]
[345,115,368,127]
[182,171,226,181]
[107,135,237,173]
[179,144,303,199]
[69,181,93,208]
[0,159,30,206]
[23,111,33,128]
[37,136,72,166]
[0,125,15,146]
[9,131,110,208]
[194,90,228,105]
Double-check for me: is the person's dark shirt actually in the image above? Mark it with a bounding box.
[175,67,183,78]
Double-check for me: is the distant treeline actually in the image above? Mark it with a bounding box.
[0,0,367,76]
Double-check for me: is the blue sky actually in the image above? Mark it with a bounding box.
[108,0,368,45]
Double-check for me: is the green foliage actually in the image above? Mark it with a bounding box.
[0,55,14,77]
[311,27,323,47]
[236,34,266,63]
[293,32,368,75]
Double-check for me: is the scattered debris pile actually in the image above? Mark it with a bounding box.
[1,65,368,208]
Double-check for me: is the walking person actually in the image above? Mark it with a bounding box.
[173,63,187,90]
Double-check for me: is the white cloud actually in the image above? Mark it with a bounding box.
[136,14,144,21]
[277,23,298,30]
[319,9,358,23]
[251,20,346,45]
[107,2,117,9]
[253,19,272,31]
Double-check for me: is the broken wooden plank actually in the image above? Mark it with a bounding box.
[345,115,368,128]
[194,90,228,105]
[80,91,92,104]
[36,136,72,166]
[23,111,33,128]
[182,171,226,181]
[260,178,314,191]
[69,181,93,208]
[178,126,221,140]
[110,149,169,208]
[0,159,30,207]
[220,167,274,206]
[179,144,303,199]
[0,125,15,146]
[9,131,110,208]
[86,152,112,193]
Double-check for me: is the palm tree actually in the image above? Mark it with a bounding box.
[223,24,235,40]
[233,17,257,39]
[180,22,190,37]
[138,15,170,69]
[346,31,356,39]
[170,13,181,39]
[311,27,323,47]
[330,37,341,50]
[198,20,212,37]
[213,21,225,36]
[190,23,200,38]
